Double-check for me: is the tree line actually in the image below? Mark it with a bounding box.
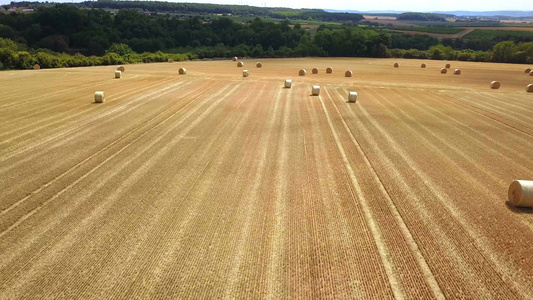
[0,5,382,64]
[397,13,451,22]
[0,4,532,70]
[11,0,365,22]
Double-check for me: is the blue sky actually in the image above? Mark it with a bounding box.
[2,0,531,12]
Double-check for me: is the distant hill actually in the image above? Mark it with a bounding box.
[8,1,365,22]
[326,9,533,18]
[397,12,451,21]
[325,9,405,15]
[431,11,533,18]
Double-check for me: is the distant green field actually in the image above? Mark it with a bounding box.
[463,29,533,39]
[393,27,464,34]
[408,21,502,27]
[271,10,300,17]
[228,16,341,27]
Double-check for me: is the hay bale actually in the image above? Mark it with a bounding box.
[525,68,531,73]
[421,63,426,68]
[256,62,262,68]
[232,56,238,61]
[312,85,320,96]
[312,67,319,74]
[237,61,244,67]
[33,64,40,70]
[490,81,501,89]
[168,58,174,63]
[527,84,533,92]
[508,180,533,207]
[530,70,533,76]
[284,79,292,88]
[326,67,333,74]
[440,68,447,74]
[454,69,461,75]
[347,92,358,103]
[445,63,451,68]
[117,66,125,72]
[299,69,307,76]
[94,91,105,103]
[345,70,353,77]
[394,62,399,68]
[115,70,121,79]
[242,70,249,77]
[178,68,186,75]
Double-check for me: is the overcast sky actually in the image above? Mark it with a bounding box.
[2,0,531,12]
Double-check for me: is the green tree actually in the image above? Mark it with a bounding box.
[492,41,517,62]
[251,44,264,57]
[107,43,135,56]
[428,45,454,60]
[516,42,533,63]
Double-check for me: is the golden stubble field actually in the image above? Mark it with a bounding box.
[1,57,533,299]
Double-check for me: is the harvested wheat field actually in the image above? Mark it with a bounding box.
[2,57,533,299]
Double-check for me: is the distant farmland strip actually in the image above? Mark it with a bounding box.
[393,27,465,34]
[464,29,533,39]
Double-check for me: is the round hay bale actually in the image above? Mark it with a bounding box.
[115,70,121,79]
[347,92,358,103]
[454,69,461,75]
[232,56,238,61]
[284,79,292,88]
[394,62,399,68]
[117,66,125,72]
[525,68,531,73]
[237,61,244,67]
[440,68,447,74]
[490,81,501,89]
[445,63,451,69]
[530,70,533,76]
[421,63,426,68]
[299,69,306,76]
[326,67,333,74]
[527,84,533,92]
[345,70,353,77]
[256,62,262,68]
[168,58,174,63]
[312,67,319,74]
[242,70,249,77]
[33,64,40,70]
[312,85,320,96]
[508,180,533,207]
[94,91,105,103]
[179,68,186,75]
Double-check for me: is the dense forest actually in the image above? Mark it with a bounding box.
[0,3,532,70]
[396,13,450,22]
[10,0,365,22]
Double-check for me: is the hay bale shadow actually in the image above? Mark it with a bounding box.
[505,201,533,214]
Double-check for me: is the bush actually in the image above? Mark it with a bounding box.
[35,51,58,68]
[390,48,405,58]
[402,49,429,59]
[473,51,492,62]
[15,51,35,69]
[457,50,474,61]
[100,52,125,65]
[107,43,135,56]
